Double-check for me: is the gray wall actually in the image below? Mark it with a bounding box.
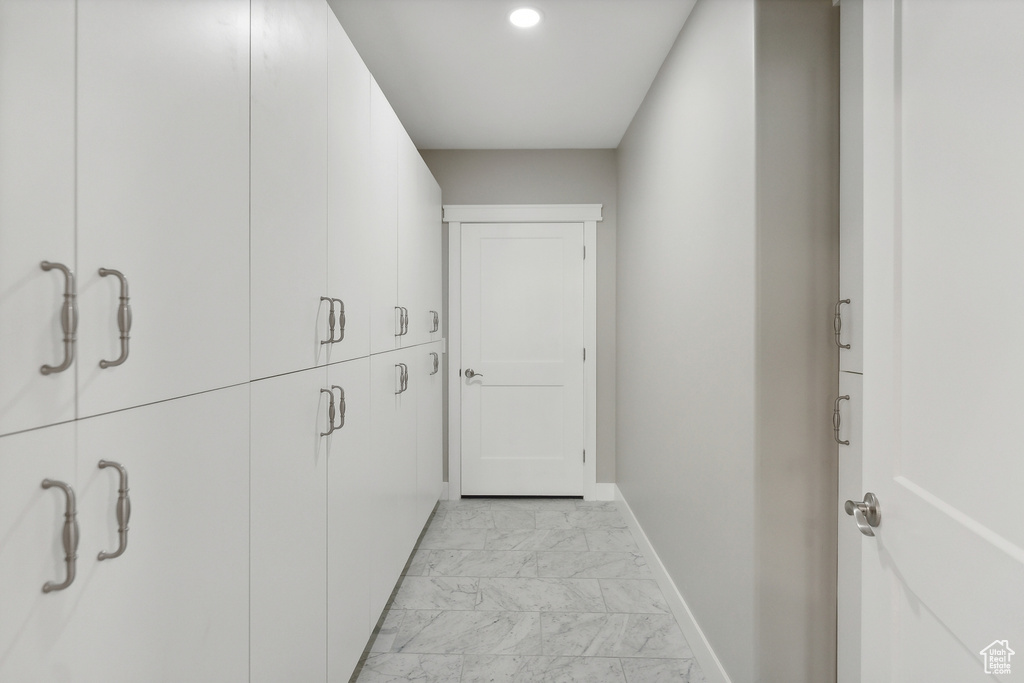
[419,149,618,484]
[616,0,838,681]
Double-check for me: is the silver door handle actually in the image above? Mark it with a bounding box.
[464,368,483,379]
[320,388,338,437]
[331,299,346,343]
[833,395,850,445]
[834,298,851,349]
[321,297,337,345]
[41,479,78,593]
[331,385,346,429]
[395,307,404,336]
[402,307,409,335]
[40,261,78,375]
[430,352,439,375]
[845,492,881,537]
[98,268,132,368]
[97,460,131,560]
[430,310,439,333]
[395,363,409,394]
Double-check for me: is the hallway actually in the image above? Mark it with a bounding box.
[353,498,706,682]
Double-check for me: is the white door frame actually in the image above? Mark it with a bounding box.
[446,204,601,500]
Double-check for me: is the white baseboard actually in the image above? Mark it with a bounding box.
[614,485,732,683]
[593,483,616,501]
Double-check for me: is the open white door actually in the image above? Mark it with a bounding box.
[846,1,1024,680]
[460,222,585,496]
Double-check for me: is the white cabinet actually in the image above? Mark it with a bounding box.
[75,0,251,418]
[369,81,402,354]
[327,16,373,364]
[327,358,372,681]
[0,0,76,436]
[398,137,444,347]
[836,371,862,683]
[838,5,863,374]
[416,342,445,520]
[250,367,330,682]
[250,0,330,380]
[0,423,76,680]
[69,387,250,682]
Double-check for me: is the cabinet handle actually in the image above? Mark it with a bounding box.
[331,385,346,429]
[320,388,338,437]
[833,395,850,446]
[430,310,439,333]
[40,261,77,375]
[834,299,851,350]
[321,297,336,345]
[395,363,409,394]
[331,299,346,343]
[98,268,132,368]
[430,352,439,375]
[403,307,409,336]
[395,307,403,337]
[41,479,78,593]
[97,460,131,561]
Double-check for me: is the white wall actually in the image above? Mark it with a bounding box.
[419,149,618,484]
[616,0,758,679]
[616,1,839,681]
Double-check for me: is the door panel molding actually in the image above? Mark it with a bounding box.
[446,205,600,500]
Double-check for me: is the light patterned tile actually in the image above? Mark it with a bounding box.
[442,509,496,529]
[585,528,640,552]
[576,500,620,511]
[354,653,463,682]
[404,548,430,576]
[369,609,407,653]
[485,529,589,551]
[391,576,480,610]
[393,610,542,655]
[599,579,671,614]
[476,578,605,612]
[621,657,707,683]
[462,655,626,683]
[490,498,579,511]
[423,550,538,578]
[439,498,493,510]
[537,509,629,530]
[419,527,489,550]
[492,508,536,529]
[541,613,692,659]
[536,552,651,579]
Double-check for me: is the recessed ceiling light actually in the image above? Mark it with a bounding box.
[509,7,542,29]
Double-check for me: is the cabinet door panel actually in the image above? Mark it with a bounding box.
[369,81,400,354]
[416,343,444,520]
[0,0,76,436]
[251,367,329,682]
[0,423,76,681]
[397,134,425,348]
[327,16,372,363]
[69,386,249,682]
[423,168,444,345]
[327,358,371,681]
[250,0,329,379]
[76,0,250,417]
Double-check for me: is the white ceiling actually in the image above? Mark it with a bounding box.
[327,0,697,149]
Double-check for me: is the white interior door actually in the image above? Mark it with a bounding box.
[851,1,1024,680]
[461,223,584,496]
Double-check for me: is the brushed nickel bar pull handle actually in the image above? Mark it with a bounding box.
[395,307,403,337]
[834,299,851,350]
[430,352,439,375]
[401,307,409,336]
[395,363,409,394]
[40,261,77,375]
[833,395,850,446]
[98,268,132,368]
[430,310,439,333]
[97,460,131,561]
[321,297,336,345]
[41,479,78,593]
[331,299,346,343]
[331,385,346,429]
[320,388,337,437]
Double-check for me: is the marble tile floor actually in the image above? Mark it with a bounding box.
[351,497,707,683]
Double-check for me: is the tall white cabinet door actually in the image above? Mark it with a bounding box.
[397,134,427,348]
[68,386,250,682]
[250,0,329,380]
[422,170,444,345]
[250,367,330,682]
[326,358,371,682]
[0,424,77,680]
[0,0,76,436]
[838,0,863,374]
[369,81,400,354]
[327,15,372,363]
[75,0,251,418]
[416,343,444,520]
[368,350,417,622]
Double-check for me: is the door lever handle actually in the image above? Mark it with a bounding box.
[464,368,483,379]
[845,492,881,537]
